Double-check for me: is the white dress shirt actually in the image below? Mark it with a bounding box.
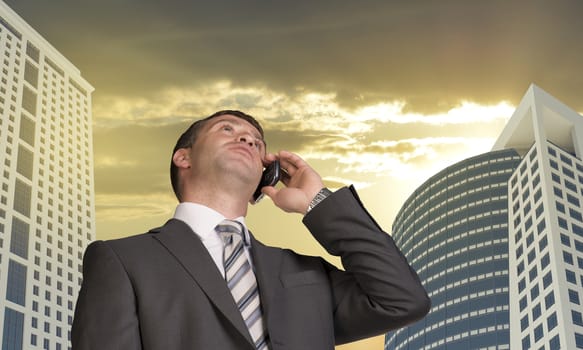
[173,202,254,278]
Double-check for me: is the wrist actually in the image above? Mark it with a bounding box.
[306,187,332,213]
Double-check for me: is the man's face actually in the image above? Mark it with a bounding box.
[186,114,266,189]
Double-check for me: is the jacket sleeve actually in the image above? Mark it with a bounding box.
[302,186,430,344]
[71,240,142,350]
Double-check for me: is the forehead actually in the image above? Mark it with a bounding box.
[205,114,263,138]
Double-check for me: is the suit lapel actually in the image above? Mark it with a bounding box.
[152,219,254,347]
[249,233,283,325]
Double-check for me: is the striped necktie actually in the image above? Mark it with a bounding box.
[216,220,270,350]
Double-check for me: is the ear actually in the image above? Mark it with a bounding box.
[172,148,191,169]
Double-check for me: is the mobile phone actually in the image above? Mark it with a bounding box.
[252,160,281,203]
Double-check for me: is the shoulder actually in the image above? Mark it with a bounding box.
[86,219,188,255]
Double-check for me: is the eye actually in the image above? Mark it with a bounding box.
[221,124,233,132]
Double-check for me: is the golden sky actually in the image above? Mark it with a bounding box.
[7,1,583,348]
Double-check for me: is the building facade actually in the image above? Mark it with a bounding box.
[384,149,521,350]
[386,85,583,350]
[0,2,94,349]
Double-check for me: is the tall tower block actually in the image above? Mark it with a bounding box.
[0,2,94,349]
[493,85,583,350]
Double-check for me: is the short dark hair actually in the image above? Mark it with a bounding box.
[170,110,265,201]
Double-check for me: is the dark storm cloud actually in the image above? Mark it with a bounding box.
[6,0,583,114]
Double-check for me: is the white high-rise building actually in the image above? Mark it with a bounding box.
[493,85,583,350]
[0,2,94,349]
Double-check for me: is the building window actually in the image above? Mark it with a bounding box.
[547,312,558,331]
[567,270,577,284]
[518,261,525,276]
[521,314,529,331]
[24,60,38,87]
[561,233,571,247]
[541,253,550,270]
[569,289,580,305]
[573,310,583,326]
[19,114,35,146]
[10,217,29,259]
[566,180,578,193]
[528,249,536,264]
[520,295,528,311]
[21,86,37,115]
[549,334,560,350]
[526,233,534,247]
[16,145,34,180]
[13,179,31,217]
[545,291,555,309]
[516,245,524,259]
[532,303,541,320]
[571,209,583,223]
[522,335,531,350]
[534,189,542,202]
[548,147,557,157]
[6,260,27,306]
[564,251,574,265]
[529,266,538,282]
[2,307,24,350]
[576,332,583,349]
[573,223,583,238]
[534,324,544,342]
[537,219,546,234]
[26,42,40,62]
[564,167,575,179]
[560,154,573,165]
[559,217,568,230]
[568,194,581,207]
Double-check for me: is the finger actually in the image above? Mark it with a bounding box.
[278,150,308,171]
[263,152,277,166]
[261,186,278,199]
[279,170,291,186]
[277,152,303,176]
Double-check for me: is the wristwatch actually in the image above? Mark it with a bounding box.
[307,187,333,213]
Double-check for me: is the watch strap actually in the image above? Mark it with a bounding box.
[307,187,333,213]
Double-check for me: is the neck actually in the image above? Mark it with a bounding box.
[180,181,252,219]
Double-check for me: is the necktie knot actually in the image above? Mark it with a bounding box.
[215,219,244,246]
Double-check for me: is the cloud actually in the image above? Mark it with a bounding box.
[7,0,583,114]
[91,82,512,192]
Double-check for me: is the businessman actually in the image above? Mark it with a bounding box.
[72,110,430,349]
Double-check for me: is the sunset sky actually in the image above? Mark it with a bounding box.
[6,1,583,348]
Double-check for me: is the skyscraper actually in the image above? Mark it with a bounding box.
[0,2,94,349]
[384,148,520,350]
[493,85,583,350]
[385,84,583,350]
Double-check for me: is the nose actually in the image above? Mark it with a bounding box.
[238,134,254,147]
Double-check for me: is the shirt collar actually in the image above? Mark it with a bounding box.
[173,202,251,246]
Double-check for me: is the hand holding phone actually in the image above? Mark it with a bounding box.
[252,160,281,203]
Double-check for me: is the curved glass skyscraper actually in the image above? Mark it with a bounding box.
[385,149,521,350]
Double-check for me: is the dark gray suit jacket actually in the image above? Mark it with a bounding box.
[72,186,430,349]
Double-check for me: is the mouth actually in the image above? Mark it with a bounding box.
[228,144,255,159]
